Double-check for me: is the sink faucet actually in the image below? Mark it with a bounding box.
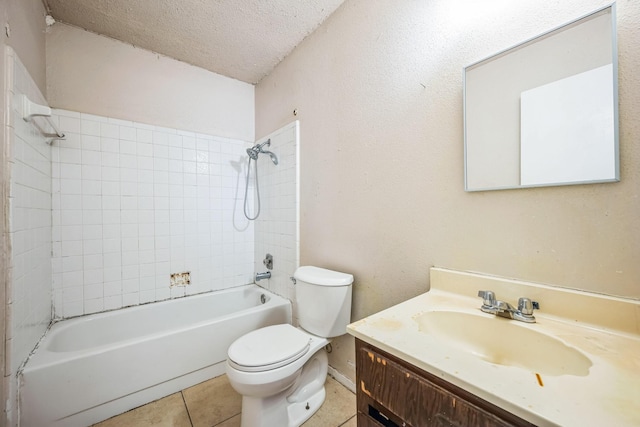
[477,290,539,323]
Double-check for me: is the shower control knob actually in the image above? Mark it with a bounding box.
[263,254,273,270]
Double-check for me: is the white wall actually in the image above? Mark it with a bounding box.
[252,121,300,304]
[51,109,256,317]
[5,47,52,427]
[46,23,254,142]
[1,2,48,425]
[255,0,640,384]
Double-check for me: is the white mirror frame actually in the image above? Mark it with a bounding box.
[463,3,619,192]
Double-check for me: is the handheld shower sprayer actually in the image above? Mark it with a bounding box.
[244,139,279,220]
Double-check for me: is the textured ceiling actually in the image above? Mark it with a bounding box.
[44,0,346,84]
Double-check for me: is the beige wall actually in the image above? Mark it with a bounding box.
[4,0,46,93]
[47,23,255,141]
[255,0,640,383]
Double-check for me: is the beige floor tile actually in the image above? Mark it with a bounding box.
[339,415,358,427]
[92,393,191,427]
[214,413,241,427]
[183,375,242,427]
[302,376,357,427]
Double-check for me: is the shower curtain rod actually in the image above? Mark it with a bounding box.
[21,94,65,144]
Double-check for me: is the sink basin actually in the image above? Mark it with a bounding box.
[414,311,592,377]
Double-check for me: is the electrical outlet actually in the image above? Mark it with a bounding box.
[170,272,191,287]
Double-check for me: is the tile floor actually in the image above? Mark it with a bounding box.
[93,374,357,427]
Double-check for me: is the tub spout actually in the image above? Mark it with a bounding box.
[255,271,271,282]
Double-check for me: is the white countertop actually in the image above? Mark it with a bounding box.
[347,268,640,427]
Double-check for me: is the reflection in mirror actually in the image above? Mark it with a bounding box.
[464,4,619,191]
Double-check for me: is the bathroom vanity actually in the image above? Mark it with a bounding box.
[347,268,640,427]
[355,339,534,426]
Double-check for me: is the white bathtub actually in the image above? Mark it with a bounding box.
[19,285,291,427]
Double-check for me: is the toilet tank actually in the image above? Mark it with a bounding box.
[293,266,354,338]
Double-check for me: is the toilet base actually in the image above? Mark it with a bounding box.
[239,349,328,427]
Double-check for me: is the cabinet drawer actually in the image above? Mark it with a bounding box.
[356,341,532,427]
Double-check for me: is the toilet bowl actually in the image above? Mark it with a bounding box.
[225,266,353,427]
[226,324,329,427]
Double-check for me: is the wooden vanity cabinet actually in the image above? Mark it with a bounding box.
[355,339,536,427]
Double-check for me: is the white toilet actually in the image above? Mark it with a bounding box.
[226,266,354,427]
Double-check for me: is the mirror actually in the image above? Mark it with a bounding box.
[464,4,619,191]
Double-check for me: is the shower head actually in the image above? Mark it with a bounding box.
[246,139,277,165]
[263,150,278,165]
[246,147,259,160]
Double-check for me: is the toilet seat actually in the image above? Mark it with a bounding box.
[227,324,311,372]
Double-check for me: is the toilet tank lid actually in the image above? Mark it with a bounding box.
[294,266,354,286]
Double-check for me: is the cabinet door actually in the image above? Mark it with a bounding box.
[356,341,532,427]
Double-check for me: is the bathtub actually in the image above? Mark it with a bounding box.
[19,285,291,427]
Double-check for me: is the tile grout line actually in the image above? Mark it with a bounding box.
[337,414,357,426]
[212,412,241,427]
[181,391,195,427]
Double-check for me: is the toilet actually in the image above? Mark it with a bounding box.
[226,266,354,427]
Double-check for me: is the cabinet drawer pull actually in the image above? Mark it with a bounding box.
[368,405,400,427]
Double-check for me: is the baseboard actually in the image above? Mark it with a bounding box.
[327,366,355,394]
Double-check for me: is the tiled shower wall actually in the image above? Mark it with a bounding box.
[5,47,52,423]
[253,121,300,304]
[51,109,256,318]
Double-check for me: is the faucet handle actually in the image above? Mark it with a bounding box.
[477,290,496,307]
[517,297,539,316]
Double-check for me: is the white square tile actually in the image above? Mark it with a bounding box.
[102,209,121,224]
[81,120,101,136]
[138,170,154,183]
[82,180,101,195]
[104,281,122,296]
[103,252,122,267]
[82,150,101,166]
[121,251,139,266]
[101,152,119,167]
[102,166,120,182]
[138,197,154,210]
[153,145,169,158]
[83,268,104,285]
[120,139,137,154]
[122,279,139,294]
[83,239,103,255]
[104,266,122,282]
[63,300,84,318]
[83,254,103,270]
[60,225,83,240]
[62,270,83,287]
[84,298,104,315]
[120,126,136,141]
[101,137,120,153]
[140,289,156,303]
[82,164,102,181]
[60,164,82,180]
[123,292,139,307]
[81,135,101,151]
[60,179,82,195]
[152,131,169,145]
[104,294,123,310]
[82,210,103,225]
[83,224,102,240]
[140,263,155,277]
[101,123,119,139]
[122,265,139,279]
[138,142,153,157]
[61,240,83,257]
